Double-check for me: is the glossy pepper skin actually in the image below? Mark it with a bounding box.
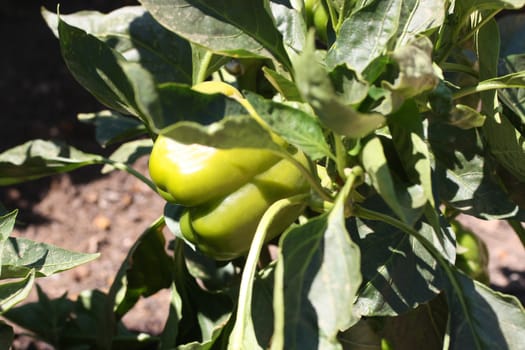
[149,81,310,260]
[181,151,310,260]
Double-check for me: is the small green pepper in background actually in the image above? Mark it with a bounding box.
[149,81,310,260]
[305,0,329,43]
[451,219,490,284]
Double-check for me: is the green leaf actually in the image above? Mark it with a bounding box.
[78,110,147,147]
[139,0,291,68]
[161,115,280,152]
[351,196,455,316]
[153,83,248,130]
[360,136,426,225]
[43,6,193,84]
[262,67,303,101]
[245,92,334,160]
[251,266,276,348]
[0,321,14,350]
[456,0,525,17]
[101,139,153,174]
[294,35,385,137]
[381,36,439,112]
[58,17,140,116]
[380,294,448,350]
[396,0,446,45]
[326,0,402,74]
[0,210,17,275]
[429,122,525,220]
[268,1,306,54]
[1,237,99,279]
[445,271,525,350]
[3,286,74,346]
[388,100,434,207]
[484,111,525,181]
[4,286,155,349]
[168,240,232,345]
[0,270,35,313]
[329,65,370,106]
[0,140,103,186]
[272,178,362,349]
[110,217,173,318]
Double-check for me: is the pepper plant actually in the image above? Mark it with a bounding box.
[1,0,525,349]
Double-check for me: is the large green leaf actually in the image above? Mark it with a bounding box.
[110,217,173,318]
[326,0,402,74]
[139,0,291,68]
[161,116,281,152]
[1,237,99,279]
[245,92,334,160]
[272,179,362,349]
[351,194,455,316]
[43,6,193,84]
[58,18,140,116]
[0,140,103,186]
[429,122,525,220]
[445,271,525,350]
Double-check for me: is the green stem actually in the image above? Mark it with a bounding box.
[102,159,158,193]
[279,150,334,202]
[228,194,309,350]
[195,51,214,84]
[334,134,348,181]
[452,81,523,100]
[353,206,483,350]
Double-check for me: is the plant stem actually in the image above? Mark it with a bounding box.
[102,159,158,193]
[279,150,334,202]
[195,50,214,84]
[228,194,309,350]
[334,134,347,181]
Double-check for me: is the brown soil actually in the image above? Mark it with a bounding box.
[1,1,524,348]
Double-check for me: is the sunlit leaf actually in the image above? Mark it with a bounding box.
[326,0,402,74]
[245,92,333,160]
[43,6,193,84]
[294,35,385,137]
[1,237,99,279]
[139,0,291,68]
[272,179,361,349]
[0,140,103,186]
